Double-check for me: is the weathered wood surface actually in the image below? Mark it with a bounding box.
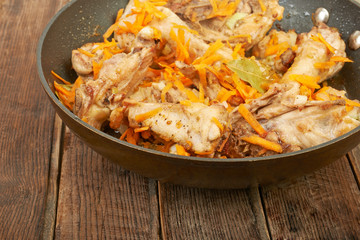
[1,0,360,239]
[0,0,67,239]
[159,184,270,240]
[262,157,360,239]
[54,129,160,239]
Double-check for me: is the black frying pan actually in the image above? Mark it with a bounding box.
[37,0,360,188]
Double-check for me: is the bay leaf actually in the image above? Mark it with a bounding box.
[226,57,274,93]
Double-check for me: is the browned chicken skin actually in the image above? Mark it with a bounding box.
[74,47,155,129]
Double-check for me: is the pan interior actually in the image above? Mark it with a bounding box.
[38,0,360,163]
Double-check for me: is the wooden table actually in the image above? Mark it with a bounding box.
[1,0,360,239]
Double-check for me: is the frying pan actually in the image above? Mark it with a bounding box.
[37,0,360,188]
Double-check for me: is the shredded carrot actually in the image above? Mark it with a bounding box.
[194,39,224,65]
[242,135,283,153]
[170,28,191,63]
[134,126,150,133]
[265,42,290,57]
[288,74,321,89]
[345,99,360,108]
[175,144,190,156]
[311,33,335,53]
[291,45,298,52]
[232,43,245,59]
[194,65,208,87]
[198,83,205,103]
[161,82,173,102]
[54,76,83,111]
[314,61,336,69]
[51,70,71,85]
[77,48,95,58]
[184,89,199,102]
[174,79,185,91]
[211,117,224,131]
[116,8,124,22]
[330,56,353,63]
[219,88,236,102]
[207,0,241,19]
[229,34,252,43]
[238,104,267,137]
[103,23,118,41]
[127,128,140,145]
[92,61,102,80]
[135,107,162,122]
[172,23,199,35]
[258,0,267,12]
[180,100,192,106]
[92,38,119,53]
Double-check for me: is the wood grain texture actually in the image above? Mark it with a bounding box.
[348,145,360,187]
[261,157,360,239]
[0,0,67,239]
[55,128,160,240]
[159,183,269,240]
[42,115,64,240]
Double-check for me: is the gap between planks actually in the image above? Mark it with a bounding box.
[347,145,360,190]
[41,114,64,240]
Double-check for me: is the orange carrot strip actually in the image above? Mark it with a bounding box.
[288,74,321,89]
[135,107,162,122]
[242,135,283,153]
[175,144,190,156]
[211,117,224,132]
[103,23,118,41]
[314,61,336,69]
[120,128,131,140]
[180,100,192,106]
[161,82,173,103]
[51,70,71,85]
[258,0,267,12]
[116,9,124,22]
[238,104,267,137]
[92,61,102,79]
[311,33,335,53]
[77,48,95,58]
[330,56,354,63]
[134,126,150,133]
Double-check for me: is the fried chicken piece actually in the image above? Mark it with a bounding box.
[221,82,360,158]
[252,29,298,73]
[71,43,104,77]
[282,23,346,83]
[125,100,229,154]
[166,0,284,50]
[74,47,155,129]
[115,4,232,60]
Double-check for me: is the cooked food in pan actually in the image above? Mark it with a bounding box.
[53,0,360,158]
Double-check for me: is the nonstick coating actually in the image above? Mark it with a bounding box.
[37,0,360,188]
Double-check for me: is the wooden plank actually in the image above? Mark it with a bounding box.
[261,157,360,239]
[0,0,68,239]
[42,115,64,240]
[348,144,360,187]
[55,128,160,239]
[159,183,270,240]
